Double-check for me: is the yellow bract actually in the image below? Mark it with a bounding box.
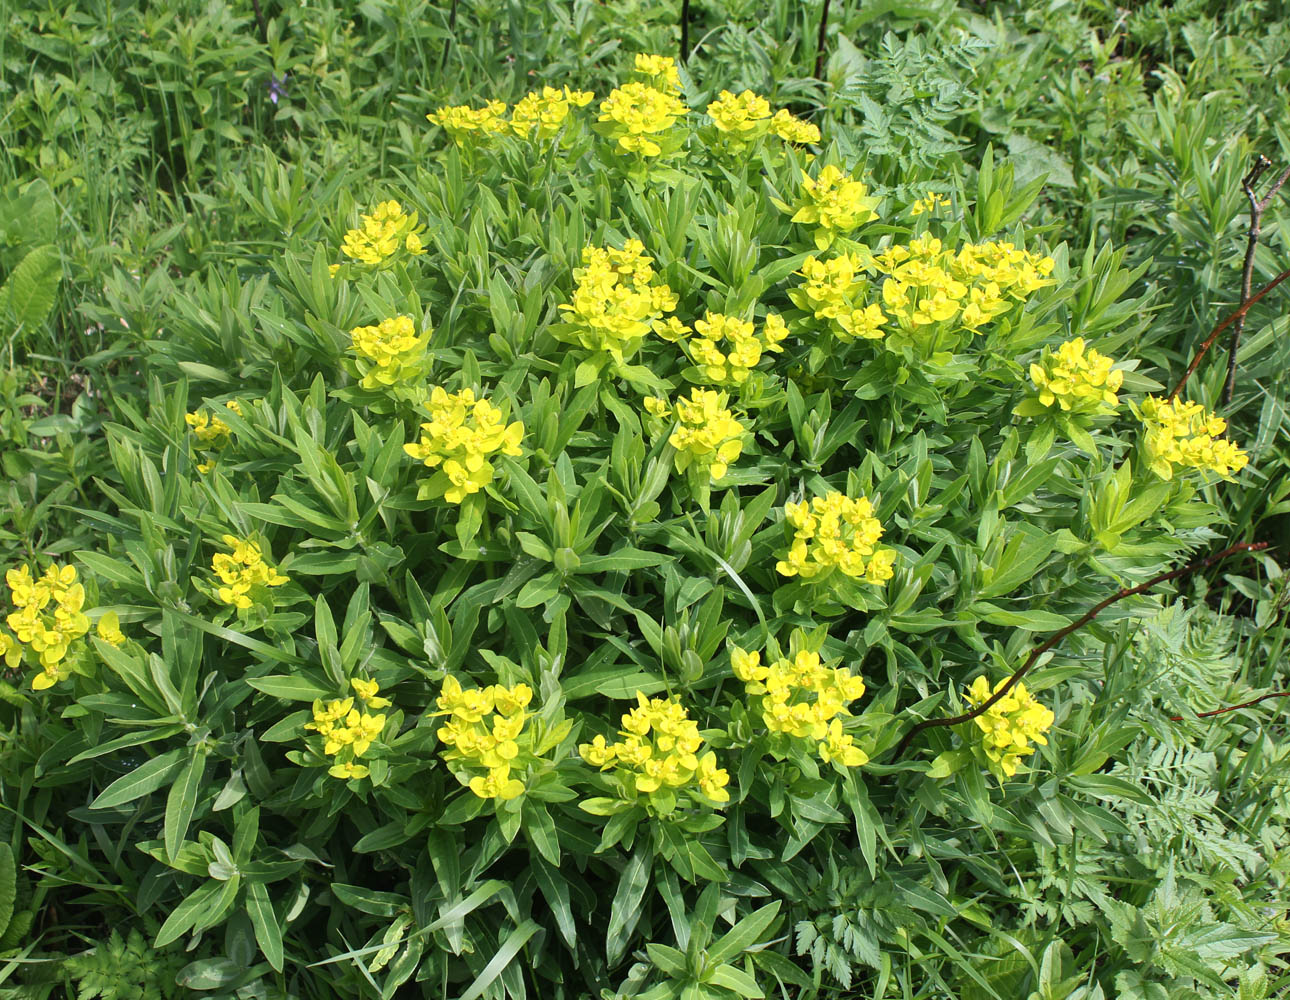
[426,100,509,142]
[731,646,868,767]
[435,676,535,800]
[671,311,788,385]
[338,200,427,267]
[1026,338,1123,414]
[596,81,687,157]
[210,535,288,610]
[647,389,747,482]
[305,678,391,782]
[556,241,678,365]
[770,108,820,145]
[789,165,881,249]
[962,676,1054,777]
[403,387,524,504]
[349,315,429,390]
[4,562,91,690]
[578,692,729,804]
[909,193,951,216]
[186,400,242,474]
[1137,396,1248,481]
[706,89,771,136]
[632,54,682,93]
[509,86,595,138]
[775,492,896,585]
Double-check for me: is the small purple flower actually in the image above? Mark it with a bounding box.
[267,74,288,105]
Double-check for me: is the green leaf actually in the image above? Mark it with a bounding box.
[90,748,187,810]
[707,901,781,965]
[165,751,207,862]
[607,847,651,965]
[0,844,15,938]
[246,674,335,701]
[243,882,282,970]
[0,244,60,330]
[458,920,541,1000]
[707,964,764,998]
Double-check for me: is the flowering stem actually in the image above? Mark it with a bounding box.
[1223,157,1290,407]
[813,0,832,79]
[1170,268,1290,402]
[1169,690,1290,722]
[890,541,1268,759]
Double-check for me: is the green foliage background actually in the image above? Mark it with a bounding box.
[0,1,1288,998]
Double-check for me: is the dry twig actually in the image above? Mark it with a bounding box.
[891,541,1268,759]
[1222,155,1290,406]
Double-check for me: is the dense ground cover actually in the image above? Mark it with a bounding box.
[0,1,1289,997]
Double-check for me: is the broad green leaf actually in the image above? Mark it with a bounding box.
[90,749,186,810]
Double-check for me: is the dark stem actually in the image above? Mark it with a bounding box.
[1170,268,1290,401]
[1169,691,1290,722]
[891,541,1268,759]
[1223,159,1290,406]
[250,0,268,43]
[680,0,691,63]
[441,0,459,70]
[813,0,832,79]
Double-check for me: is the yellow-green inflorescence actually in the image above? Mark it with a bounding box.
[731,645,868,767]
[186,399,242,474]
[404,387,524,504]
[787,165,881,250]
[305,678,392,781]
[659,311,789,386]
[210,535,289,610]
[962,676,1054,778]
[645,388,748,483]
[334,200,427,270]
[775,492,896,585]
[1017,337,1123,418]
[1136,396,1249,481]
[2,562,117,691]
[791,236,1056,348]
[555,240,679,371]
[348,315,431,391]
[434,676,538,800]
[579,692,730,809]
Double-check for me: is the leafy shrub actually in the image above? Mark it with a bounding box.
[3,11,1290,1000]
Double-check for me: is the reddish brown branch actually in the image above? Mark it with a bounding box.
[892,541,1269,759]
[1223,157,1290,406]
[1170,269,1290,401]
[680,0,691,63]
[1169,691,1290,722]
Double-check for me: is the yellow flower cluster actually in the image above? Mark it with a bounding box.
[304,678,392,781]
[3,563,95,690]
[790,254,886,341]
[349,315,429,390]
[510,86,595,138]
[731,646,868,767]
[1020,338,1123,416]
[663,311,788,385]
[632,53,682,92]
[596,81,688,157]
[645,389,747,482]
[579,693,729,804]
[426,100,508,142]
[185,400,242,474]
[770,108,821,145]
[403,387,524,504]
[1137,396,1249,481]
[705,91,820,150]
[556,241,678,366]
[788,166,881,250]
[775,492,896,585]
[963,676,1054,778]
[435,676,534,800]
[338,200,427,267]
[909,193,951,216]
[868,237,1055,337]
[211,535,288,610]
